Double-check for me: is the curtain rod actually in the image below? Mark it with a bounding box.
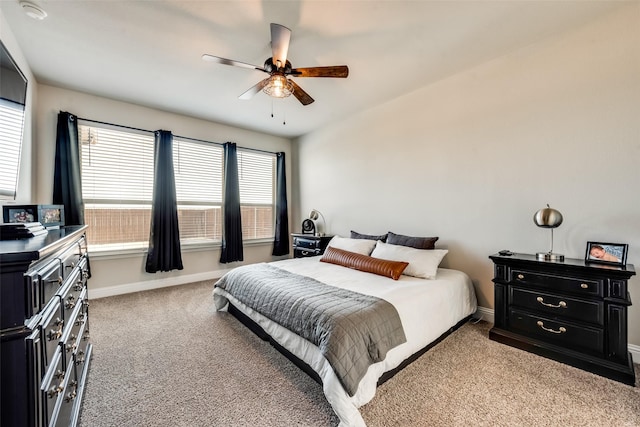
[76,116,278,156]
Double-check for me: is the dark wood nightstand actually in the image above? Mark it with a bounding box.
[489,253,636,385]
[291,233,333,258]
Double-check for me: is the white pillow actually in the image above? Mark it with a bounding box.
[327,236,377,256]
[370,240,448,279]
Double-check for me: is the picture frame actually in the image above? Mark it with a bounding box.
[37,205,65,228]
[2,204,65,228]
[3,205,38,224]
[585,241,628,267]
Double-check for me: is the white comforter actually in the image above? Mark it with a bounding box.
[213,256,477,427]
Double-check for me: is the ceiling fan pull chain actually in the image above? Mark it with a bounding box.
[271,99,274,118]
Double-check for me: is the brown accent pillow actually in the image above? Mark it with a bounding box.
[320,246,409,280]
[387,232,439,249]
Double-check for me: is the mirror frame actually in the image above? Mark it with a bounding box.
[0,39,28,200]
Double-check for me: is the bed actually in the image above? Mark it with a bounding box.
[212,237,477,427]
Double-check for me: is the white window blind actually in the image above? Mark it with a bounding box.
[237,149,275,240]
[0,100,25,198]
[79,123,154,250]
[174,138,223,203]
[174,138,223,243]
[238,149,274,205]
[80,124,154,203]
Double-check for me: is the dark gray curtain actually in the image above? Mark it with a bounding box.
[272,152,289,256]
[220,142,243,263]
[53,111,84,225]
[145,130,183,273]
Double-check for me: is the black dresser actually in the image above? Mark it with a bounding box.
[291,233,333,258]
[1,226,92,426]
[489,253,636,385]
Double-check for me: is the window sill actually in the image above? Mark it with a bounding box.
[87,238,275,260]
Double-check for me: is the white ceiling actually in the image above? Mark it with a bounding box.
[0,1,625,138]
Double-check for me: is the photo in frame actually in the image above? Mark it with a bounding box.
[585,241,628,266]
[3,205,37,224]
[37,205,65,228]
[2,204,65,228]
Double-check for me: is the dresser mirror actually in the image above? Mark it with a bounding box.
[0,40,28,200]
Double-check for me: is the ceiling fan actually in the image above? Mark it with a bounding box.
[202,23,348,106]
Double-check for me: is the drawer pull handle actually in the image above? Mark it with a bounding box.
[65,296,77,310]
[536,297,567,309]
[64,381,78,402]
[47,382,64,398]
[517,274,524,280]
[536,320,566,334]
[580,283,588,289]
[301,250,309,256]
[48,276,63,285]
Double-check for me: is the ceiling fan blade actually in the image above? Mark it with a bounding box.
[289,66,349,78]
[201,54,266,72]
[238,78,271,100]
[289,80,314,106]
[270,23,291,68]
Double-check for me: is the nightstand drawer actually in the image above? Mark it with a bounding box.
[509,287,604,325]
[294,248,321,258]
[293,236,319,250]
[511,269,602,297]
[508,309,603,354]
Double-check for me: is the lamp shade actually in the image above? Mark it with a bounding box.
[533,205,563,229]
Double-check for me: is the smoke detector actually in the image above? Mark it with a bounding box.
[20,2,48,20]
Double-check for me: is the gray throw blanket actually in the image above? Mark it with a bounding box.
[214,263,407,396]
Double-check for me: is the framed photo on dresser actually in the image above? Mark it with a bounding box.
[585,241,627,266]
[2,204,65,228]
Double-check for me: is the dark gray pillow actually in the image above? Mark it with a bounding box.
[350,230,388,242]
[386,232,438,249]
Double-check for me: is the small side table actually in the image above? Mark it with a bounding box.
[291,233,333,258]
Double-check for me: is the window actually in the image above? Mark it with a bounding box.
[173,138,223,244]
[79,122,276,252]
[237,149,275,240]
[79,123,154,251]
[0,99,25,198]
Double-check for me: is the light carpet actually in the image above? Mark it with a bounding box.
[79,280,640,426]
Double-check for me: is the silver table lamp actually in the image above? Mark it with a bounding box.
[534,204,564,261]
[309,209,326,236]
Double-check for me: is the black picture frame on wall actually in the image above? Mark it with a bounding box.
[585,241,628,267]
[2,204,65,228]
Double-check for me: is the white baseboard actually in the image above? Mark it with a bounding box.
[471,306,639,363]
[473,306,495,324]
[90,269,232,299]
[628,344,640,364]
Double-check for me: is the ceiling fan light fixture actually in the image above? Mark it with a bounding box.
[263,75,293,98]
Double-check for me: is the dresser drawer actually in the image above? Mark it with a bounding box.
[38,259,64,312]
[41,347,66,427]
[59,265,86,324]
[509,287,604,326]
[73,301,90,376]
[40,301,64,373]
[508,309,604,355]
[293,236,320,250]
[511,269,602,297]
[61,295,85,372]
[58,242,81,280]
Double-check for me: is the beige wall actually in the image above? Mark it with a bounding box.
[1,9,35,203]
[294,6,640,345]
[35,85,293,292]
